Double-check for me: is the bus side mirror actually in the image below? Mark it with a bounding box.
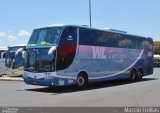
[48,46,56,55]
[15,48,25,67]
[48,46,56,60]
[1,52,6,59]
[15,48,24,56]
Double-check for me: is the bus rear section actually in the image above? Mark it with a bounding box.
[72,28,153,85]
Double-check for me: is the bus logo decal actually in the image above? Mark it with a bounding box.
[92,46,106,59]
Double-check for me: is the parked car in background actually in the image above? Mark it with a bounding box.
[154,54,160,67]
[0,47,7,75]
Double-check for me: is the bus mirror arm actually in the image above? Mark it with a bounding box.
[48,46,57,55]
[22,51,27,59]
[15,48,26,66]
[15,48,24,56]
[15,48,27,59]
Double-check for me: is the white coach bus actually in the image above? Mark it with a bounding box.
[15,25,153,87]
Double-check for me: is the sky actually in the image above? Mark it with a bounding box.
[0,0,160,47]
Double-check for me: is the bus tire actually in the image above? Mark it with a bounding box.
[137,69,143,80]
[77,73,88,88]
[129,69,137,81]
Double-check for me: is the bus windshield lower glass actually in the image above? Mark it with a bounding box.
[28,27,62,46]
[25,48,55,72]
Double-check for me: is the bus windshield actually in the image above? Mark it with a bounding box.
[28,27,62,46]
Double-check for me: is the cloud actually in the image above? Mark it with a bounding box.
[7,35,18,41]
[18,30,31,37]
[0,30,31,46]
[0,32,7,38]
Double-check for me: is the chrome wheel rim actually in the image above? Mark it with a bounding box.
[78,76,85,86]
[132,72,136,80]
[138,71,143,78]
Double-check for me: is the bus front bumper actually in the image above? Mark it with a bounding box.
[23,71,76,86]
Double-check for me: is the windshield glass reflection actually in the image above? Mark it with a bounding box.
[28,27,62,46]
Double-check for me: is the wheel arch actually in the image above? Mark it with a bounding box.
[130,68,137,73]
[77,71,88,81]
[138,68,144,73]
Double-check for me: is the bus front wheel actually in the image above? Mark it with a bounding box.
[77,73,88,87]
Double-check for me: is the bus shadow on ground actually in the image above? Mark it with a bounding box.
[26,78,158,94]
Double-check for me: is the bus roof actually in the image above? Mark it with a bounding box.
[0,47,7,51]
[35,24,151,40]
[8,44,27,48]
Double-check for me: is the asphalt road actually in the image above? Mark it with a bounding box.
[0,68,160,107]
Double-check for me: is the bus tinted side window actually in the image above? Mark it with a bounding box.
[95,31,118,47]
[79,28,92,45]
[140,39,153,50]
[59,27,77,47]
[130,36,138,49]
[80,28,119,47]
[118,35,136,49]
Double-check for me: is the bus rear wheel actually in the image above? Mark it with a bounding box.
[137,69,143,80]
[77,73,88,88]
[129,69,137,81]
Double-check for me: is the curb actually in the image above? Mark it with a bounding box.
[0,77,23,82]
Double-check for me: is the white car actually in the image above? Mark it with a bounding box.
[0,49,7,75]
[154,54,160,67]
